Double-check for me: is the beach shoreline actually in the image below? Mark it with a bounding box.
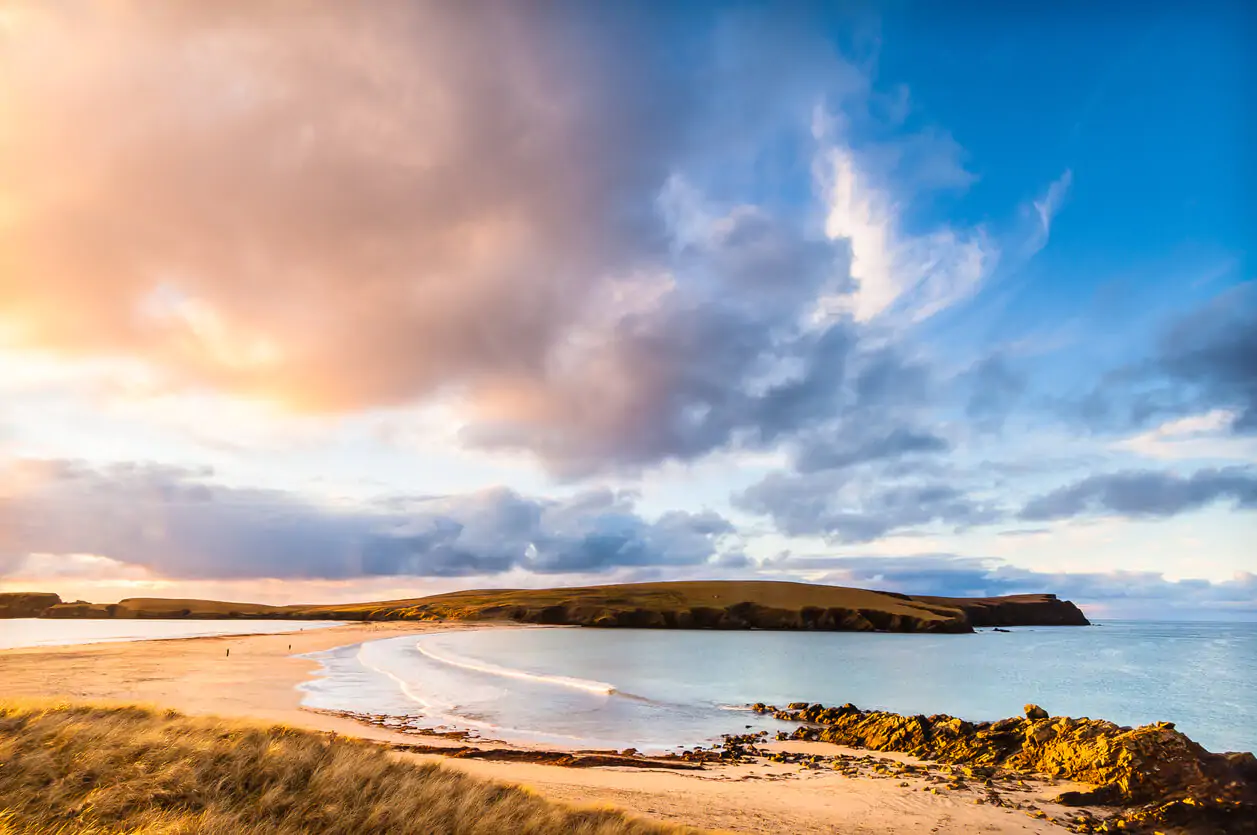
[0,621,1116,834]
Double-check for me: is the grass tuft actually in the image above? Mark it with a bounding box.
[0,701,699,835]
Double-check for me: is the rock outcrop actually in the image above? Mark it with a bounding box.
[0,592,62,618]
[914,593,1091,626]
[754,702,1255,833]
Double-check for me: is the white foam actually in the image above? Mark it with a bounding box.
[352,640,593,743]
[355,642,436,711]
[414,637,618,696]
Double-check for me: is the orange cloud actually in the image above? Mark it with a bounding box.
[1,3,888,475]
[0,2,674,411]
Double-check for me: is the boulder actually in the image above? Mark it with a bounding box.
[1024,704,1049,720]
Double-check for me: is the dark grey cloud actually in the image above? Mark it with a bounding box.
[728,340,983,542]
[1156,295,1257,432]
[1068,290,1257,435]
[794,426,950,473]
[853,349,932,408]
[1020,467,1257,522]
[734,471,1000,542]
[0,459,733,580]
[446,10,884,476]
[774,553,1257,618]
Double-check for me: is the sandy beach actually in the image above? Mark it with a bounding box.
[0,623,1106,835]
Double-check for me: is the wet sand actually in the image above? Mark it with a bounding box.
[0,622,1096,834]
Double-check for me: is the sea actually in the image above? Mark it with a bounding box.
[298,621,1257,755]
[0,618,337,650]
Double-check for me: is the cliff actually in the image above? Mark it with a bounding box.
[0,581,1091,634]
[0,592,62,618]
[914,593,1090,627]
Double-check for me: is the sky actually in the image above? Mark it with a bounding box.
[0,1,1253,620]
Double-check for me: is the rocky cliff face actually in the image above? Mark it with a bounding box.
[756,702,1255,833]
[0,593,62,618]
[912,593,1091,626]
[41,602,118,618]
[384,600,975,633]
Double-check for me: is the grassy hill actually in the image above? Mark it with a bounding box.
[3,581,1090,632]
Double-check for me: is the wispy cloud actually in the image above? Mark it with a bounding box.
[1030,168,1073,252]
[816,137,996,324]
[1114,410,1257,460]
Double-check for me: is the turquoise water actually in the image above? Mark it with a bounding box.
[0,618,337,650]
[299,621,1256,754]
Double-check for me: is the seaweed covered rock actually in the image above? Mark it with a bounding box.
[756,702,1255,833]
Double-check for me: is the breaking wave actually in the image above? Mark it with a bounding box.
[414,637,619,696]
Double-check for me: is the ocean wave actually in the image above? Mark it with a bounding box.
[351,641,595,744]
[354,642,437,711]
[414,638,619,697]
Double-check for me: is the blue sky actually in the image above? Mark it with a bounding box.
[0,1,1252,618]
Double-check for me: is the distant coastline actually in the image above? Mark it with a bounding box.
[0,580,1089,633]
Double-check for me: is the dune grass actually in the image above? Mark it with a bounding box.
[0,701,699,835]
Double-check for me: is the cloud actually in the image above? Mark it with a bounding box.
[1028,169,1072,255]
[1155,293,1257,432]
[794,426,949,473]
[964,355,1027,428]
[735,470,1000,542]
[816,137,996,324]
[0,3,1077,480]
[0,2,872,477]
[723,336,994,542]
[0,3,893,477]
[1019,467,1257,521]
[1113,410,1257,461]
[2,2,679,409]
[0,459,733,580]
[777,553,1257,618]
[1072,289,1256,435]
[459,206,858,475]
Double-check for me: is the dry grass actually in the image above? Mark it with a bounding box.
[0,701,700,835]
